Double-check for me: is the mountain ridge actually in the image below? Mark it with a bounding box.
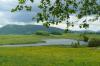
[0,24,64,35]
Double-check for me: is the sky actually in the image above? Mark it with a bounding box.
[0,0,100,31]
[0,0,40,26]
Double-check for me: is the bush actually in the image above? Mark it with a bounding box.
[83,35,89,42]
[88,38,100,47]
[50,31,62,35]
[71,41,80,48]
[35,31,50,36]
[80,34,89,42]
[64,29,69,33]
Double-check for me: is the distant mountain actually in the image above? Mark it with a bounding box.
[0,25,64,35]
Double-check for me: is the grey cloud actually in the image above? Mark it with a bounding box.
[0,0,40,24]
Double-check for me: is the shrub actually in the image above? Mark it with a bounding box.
[35,30,49,36]
[71,41,80,48]
[83,35,89,42]
[50,31,62,35]
[80,34,89,42]
[88,38,100,47]
[64,29,69,33]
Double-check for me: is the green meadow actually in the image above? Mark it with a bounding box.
[0,33,99,66]
[0,46,100,66]
[0,33,99,45]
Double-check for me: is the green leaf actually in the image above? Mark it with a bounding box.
[24,6,32,11]
[43,22,50,28]
[30,0,34,3]
[18,0,26,4]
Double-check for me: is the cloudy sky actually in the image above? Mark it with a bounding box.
[0,0,40,26]
[0,0,100,31]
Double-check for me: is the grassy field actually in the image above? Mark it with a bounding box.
[0,35,45,45]
[0,34,100,66]
[0,46,99,66]
[0,33,99,45]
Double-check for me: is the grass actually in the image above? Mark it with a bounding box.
[0,35,45,45]
[0,46,100,66]
[0,33,80,45]
[0,33,100,45]
[0,33,100,66]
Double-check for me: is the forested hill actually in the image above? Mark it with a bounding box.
[0,25,64,35]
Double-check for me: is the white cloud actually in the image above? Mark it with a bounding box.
[0,11,33,26]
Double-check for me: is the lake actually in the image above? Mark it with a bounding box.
[0,39,88,47]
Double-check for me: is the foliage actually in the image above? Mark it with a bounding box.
[83,35,89,42]
[64,29,69,33]
[81,34,89,42]
[11,0,100,30]
[77,0,100,19]
[88,38,100,47]
[78,0,100,29]
[79,23,89,29]
[50,31,62,35]
[71,41,80,48]
[12,0,77,30]
[35,30,50,36]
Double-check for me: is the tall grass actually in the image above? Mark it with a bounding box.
[0,47,99,66]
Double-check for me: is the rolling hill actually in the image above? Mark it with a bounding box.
[0,25,64,35]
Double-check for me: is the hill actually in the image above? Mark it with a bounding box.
[0,25,64,35]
